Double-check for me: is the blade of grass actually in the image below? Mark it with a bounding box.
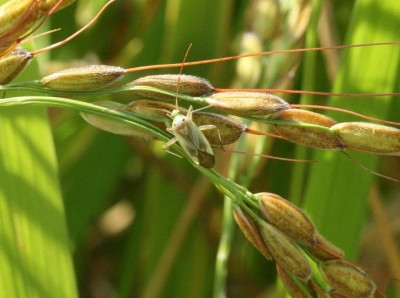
[0,106,77,298]
[0,27,77,297]
[61,130,133,246]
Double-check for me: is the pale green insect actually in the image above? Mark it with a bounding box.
[162,43,217,168]
[163,105,217,168]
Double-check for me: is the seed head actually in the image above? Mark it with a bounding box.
[232,206,272,260]
[41,65,126,91]
[192,112,244,146]
[128,74,214,99]
[126,100,244,145]
[276,264,311,298]
[126,100,174,121]
[328,289,350,298]
[320,259,376,298]
[39,0,76,14]
[331,122,400,155]
[257,192,317,246]
[274,108,343,149]
[207,92,290,116]
[80,101,154,140]
[305,233,344,261]
[259,221,312,281]
[0,46,32,84]
[0,0,39,50]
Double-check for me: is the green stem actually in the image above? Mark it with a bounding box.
[213,196,234,298]
[0,96,167,140]
[0,96,258,209]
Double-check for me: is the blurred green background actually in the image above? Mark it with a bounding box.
[1,0,400,297]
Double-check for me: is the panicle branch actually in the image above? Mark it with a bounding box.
[0,1,398,297]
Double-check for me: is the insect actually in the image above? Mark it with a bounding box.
[163,105,217,168]
[162,44,218,168]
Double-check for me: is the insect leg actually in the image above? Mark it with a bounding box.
[198,124,217,131]
[163,137,184,159]
[192,104,214,113]
[199,124,224,150]
[163,137,178,149]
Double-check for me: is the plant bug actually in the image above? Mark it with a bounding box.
[163,105,217,168]
[162,44,217,168]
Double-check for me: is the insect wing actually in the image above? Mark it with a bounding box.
[174,132,198,157]
[174,121,215,168]
[186,121,215,168]
[187,121,213,153]
[197,150,215,168]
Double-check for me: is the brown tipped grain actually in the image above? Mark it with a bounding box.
[207,91,290,116]
[80,101,154,140]
[126,100,244,145]
[126,100,174,121]
[128,74,214,99]
[192,112,244,146]
[0,0,39,50]
[41,65,126,91]
[232,206,272,260]
[320,259,376,298]
[328,289,350,298]
[259,221,312,281]
[331,122,400,155]
[256,192,317,246]
[39,0,76,13]
[276,264,311,298]
[274,108,343,149]
[0,46,32,84]
[306,233,344,261]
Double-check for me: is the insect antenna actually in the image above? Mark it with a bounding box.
[125,41,400,74]
[174,43,193,110]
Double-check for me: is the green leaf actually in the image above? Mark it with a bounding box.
[0,106,77,298]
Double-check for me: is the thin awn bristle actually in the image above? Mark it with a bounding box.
[31,0,116,56]
[291,104,400,126]
[215,87,400,98]
[125,41,400,73]
[174,43,193,109]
